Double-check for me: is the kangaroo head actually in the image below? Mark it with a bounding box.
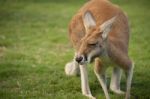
[75,11,116,64]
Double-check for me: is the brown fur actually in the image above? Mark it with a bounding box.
[68,0,134,99]
[69,0,131,70]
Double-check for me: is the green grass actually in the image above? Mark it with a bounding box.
[0,0,150,99]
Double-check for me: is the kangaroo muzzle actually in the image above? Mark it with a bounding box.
[75,55,87,64]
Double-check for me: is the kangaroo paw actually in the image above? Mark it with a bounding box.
[111,88,125,95]
[83,94,96,99]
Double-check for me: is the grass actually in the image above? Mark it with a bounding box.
[0,0,150,99]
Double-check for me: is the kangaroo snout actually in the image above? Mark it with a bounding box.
[75,55,88,64]
[75,56,83,63]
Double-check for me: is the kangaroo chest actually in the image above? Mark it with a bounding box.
[100,51,116,67]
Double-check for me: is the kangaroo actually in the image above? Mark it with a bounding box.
[66,0,134,99]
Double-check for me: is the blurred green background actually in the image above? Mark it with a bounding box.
[0,0,150,99]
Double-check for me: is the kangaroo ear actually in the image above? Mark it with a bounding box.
[100,16,116,39]
[83,11,96,32]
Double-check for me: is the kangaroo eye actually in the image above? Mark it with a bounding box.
[88,42,98,47]
[89,43,96,46]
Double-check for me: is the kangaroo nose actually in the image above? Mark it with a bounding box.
[75,56,83,63]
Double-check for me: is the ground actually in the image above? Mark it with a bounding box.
[0,0,150,99]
